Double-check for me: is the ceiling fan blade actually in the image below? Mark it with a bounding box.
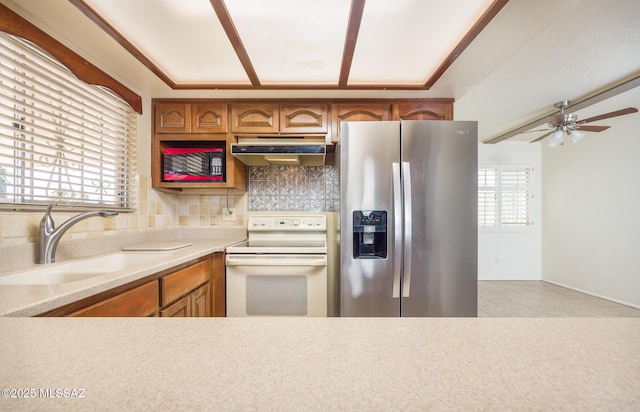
[579,107,638,124]
[529,131,554,143]
[576,125,610,132]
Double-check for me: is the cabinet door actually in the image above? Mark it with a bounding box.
[280,104,328,134]
[191,284,211,317]
[192,103,228,133]
[331,104,391,143]
[231,103,278,134]
[69,281,159,317]
[160,295,191,317]
[392,102,452,121]
[155,103,191,133]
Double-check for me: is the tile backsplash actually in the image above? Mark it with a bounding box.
[248,166,339,212]
[0,175,246,248]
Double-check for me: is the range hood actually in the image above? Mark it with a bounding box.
[231,137,326,166]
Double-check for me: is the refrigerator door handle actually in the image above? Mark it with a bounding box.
[402,162,412,298]
[392,162,402,299]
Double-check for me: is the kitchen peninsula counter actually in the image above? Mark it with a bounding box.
[1,317,638,410]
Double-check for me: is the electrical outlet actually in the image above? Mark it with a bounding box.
[222,207,236,222]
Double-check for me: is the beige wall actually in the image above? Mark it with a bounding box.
[541,111,640,308]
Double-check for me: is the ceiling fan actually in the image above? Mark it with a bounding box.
[528,100,638,147]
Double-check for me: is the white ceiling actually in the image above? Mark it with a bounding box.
[4,0,640,142]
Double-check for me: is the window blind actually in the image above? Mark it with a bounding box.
[0,32,137,210]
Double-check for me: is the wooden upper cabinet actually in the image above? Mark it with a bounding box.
[155,103,191,133]
[331,104,391,143]
[231,103,278,134]
[280,104,328,134]
[392,102,452,121]
[191,103,228,133]
[155,102,228,133]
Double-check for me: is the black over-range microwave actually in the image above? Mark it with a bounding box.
[162,145,225,182]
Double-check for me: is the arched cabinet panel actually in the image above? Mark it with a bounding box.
[280,104,328,133]
[231,104,278,134]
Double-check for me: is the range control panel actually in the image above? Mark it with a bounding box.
[248,215,326,231]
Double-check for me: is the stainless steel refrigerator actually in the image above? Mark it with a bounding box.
[339,120,477,317]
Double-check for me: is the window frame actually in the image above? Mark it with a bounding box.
[478,163,535,232]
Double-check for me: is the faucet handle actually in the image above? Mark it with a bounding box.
[41,203,55,233]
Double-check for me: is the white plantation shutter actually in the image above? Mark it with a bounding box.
[0,32,137,210]
[479,165,533,230]
[500,167,532,226]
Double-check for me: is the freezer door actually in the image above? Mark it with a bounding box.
[400,121,478,317]
[340,121,401,317]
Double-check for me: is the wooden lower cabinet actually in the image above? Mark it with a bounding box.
[42,253,224,317]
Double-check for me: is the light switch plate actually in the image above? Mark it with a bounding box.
[222,208,236,222]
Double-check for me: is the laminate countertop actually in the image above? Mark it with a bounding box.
[0,237,245,317]
[0,317,638,411]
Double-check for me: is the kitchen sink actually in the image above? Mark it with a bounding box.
[0,252,177,285]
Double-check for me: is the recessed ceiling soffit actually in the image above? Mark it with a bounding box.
[71,0,508,90]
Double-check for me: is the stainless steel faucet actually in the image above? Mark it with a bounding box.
[39,204,118,264]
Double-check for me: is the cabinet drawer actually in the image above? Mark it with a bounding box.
[69,281,159,317]
[161,259,211,306]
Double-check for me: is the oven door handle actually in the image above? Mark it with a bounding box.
[226,256,327,266]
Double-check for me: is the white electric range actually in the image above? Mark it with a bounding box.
[225,214,328,317]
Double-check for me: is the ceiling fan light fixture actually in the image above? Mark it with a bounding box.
[547,129,564,147]
[568,129,586,143]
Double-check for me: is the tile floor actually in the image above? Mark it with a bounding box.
[478,281,640,317]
